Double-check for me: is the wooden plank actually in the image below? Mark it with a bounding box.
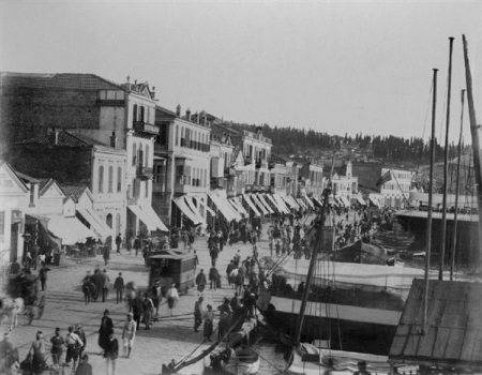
[402,325,421,357]
[445,328,466,359]
[432,327,451,359]
[390,325,410,357]
[417,327,437,358]
[459,328,482,362]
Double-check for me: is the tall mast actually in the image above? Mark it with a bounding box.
[423,68,437,334]
[450,89,465,280]
[294,199,327,345]
[462,34,482,267]
[439,37,454,280]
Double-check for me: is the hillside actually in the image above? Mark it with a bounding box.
[225,122,463,169]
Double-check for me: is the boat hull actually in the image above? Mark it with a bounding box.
[265,297,399,355]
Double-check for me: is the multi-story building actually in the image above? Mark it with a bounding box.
[153,106,211,226]
[209,132,235,194]
[300,162,324,196]
[269,155,288,195]
[0,72,163,236]
[331,161,358,198]
[352,162,413,208]
[285,160,301,196]
[9,130,128,238]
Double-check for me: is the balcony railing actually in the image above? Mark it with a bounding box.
[133,121,159,135]
[179,138,210,152]
[136,165,153,180]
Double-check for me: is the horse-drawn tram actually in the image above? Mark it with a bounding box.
[148,250,197,294]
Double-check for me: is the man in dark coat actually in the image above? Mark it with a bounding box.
[113,273,124,304]
[115,234,122,255]
[195,269,207,293]
[98,309,113,353]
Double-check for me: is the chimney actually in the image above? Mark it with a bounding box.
[176,104,181,117]
[185,109,191,121]
[110,131,117,148]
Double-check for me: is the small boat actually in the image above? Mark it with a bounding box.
[204,346,260,375]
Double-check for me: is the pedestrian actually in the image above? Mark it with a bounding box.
[131,296,144,330]
[166,283,179,316]
[101,269,110,302]
[82,271,95,304]
[104,332,119,375]
[103,242,110,267]
[98,309,114,354]
[75,324,87,357]
[75,354,93,375]
[194,296,204,332]
[27,330,48,374]
[92,268,103,301]
[0,331,19,375]
[126,234,133,254]
[151,282,162,317]
[65,326,83,372]
[50,327,64,367]
[114,272,124,304]
[226,261,235,287]
[354,360,371,375]
[195,269,207,294]
[203,304,214,341]
[121,313,136,358]
[115,234,122,255]
[133,236,141,257]
[209,267,221,290]
[142,293,154,330]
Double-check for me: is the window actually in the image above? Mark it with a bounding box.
[117,167,122,192]
[140,106,145,122]
[133,104,138,123]
[98,165,104,193]
[175,125,179,146]
[108,166,114,193]
[0,211,4,236]
[138,144,144,167]
[145,145,149,167]
[132,143,137,166]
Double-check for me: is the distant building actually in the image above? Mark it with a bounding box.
[352,161,413,208]
[300,162,324,196]
[331,161,358,198]
[285,160,301,197]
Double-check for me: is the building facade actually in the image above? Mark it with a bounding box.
[153,106,211,226]
[300,162,324,196]
[0,72,162,236]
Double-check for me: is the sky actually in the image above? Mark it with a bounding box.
[1,0,482,142]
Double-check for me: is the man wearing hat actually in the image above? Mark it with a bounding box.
[50,327,64,366]
[121,312,136,358]
[354,361,371,375]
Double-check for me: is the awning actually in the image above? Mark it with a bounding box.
[261,194,280,214]
[209,194,242,222]
[369,196,381,208]
[184,196,206,224]
[311,196,323,207]
[47,215,97,245]
[229,197,249,217]
[356,195,367,206]
[77,208,112,239]
[242,195,261,217]
[281,194,300,210]
[257,194,275,214]
[250,194,269,215]
[128,205,169,232]
[173,197,202,225]
[339,195,351,207]
[296,197,308,209]
[273,194,291,214]
[302,195,315,209]
[334,196,345,207]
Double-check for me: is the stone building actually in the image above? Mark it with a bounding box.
[0,72,163,236]
[8,130,127,238]
[300,162,324,196]
[153,106,212,226]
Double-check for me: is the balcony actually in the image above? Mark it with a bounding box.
[179,138,210,152]
[136,165,153,180]
[133,121,159,135]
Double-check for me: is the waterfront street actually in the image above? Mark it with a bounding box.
[2,227,281,375]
